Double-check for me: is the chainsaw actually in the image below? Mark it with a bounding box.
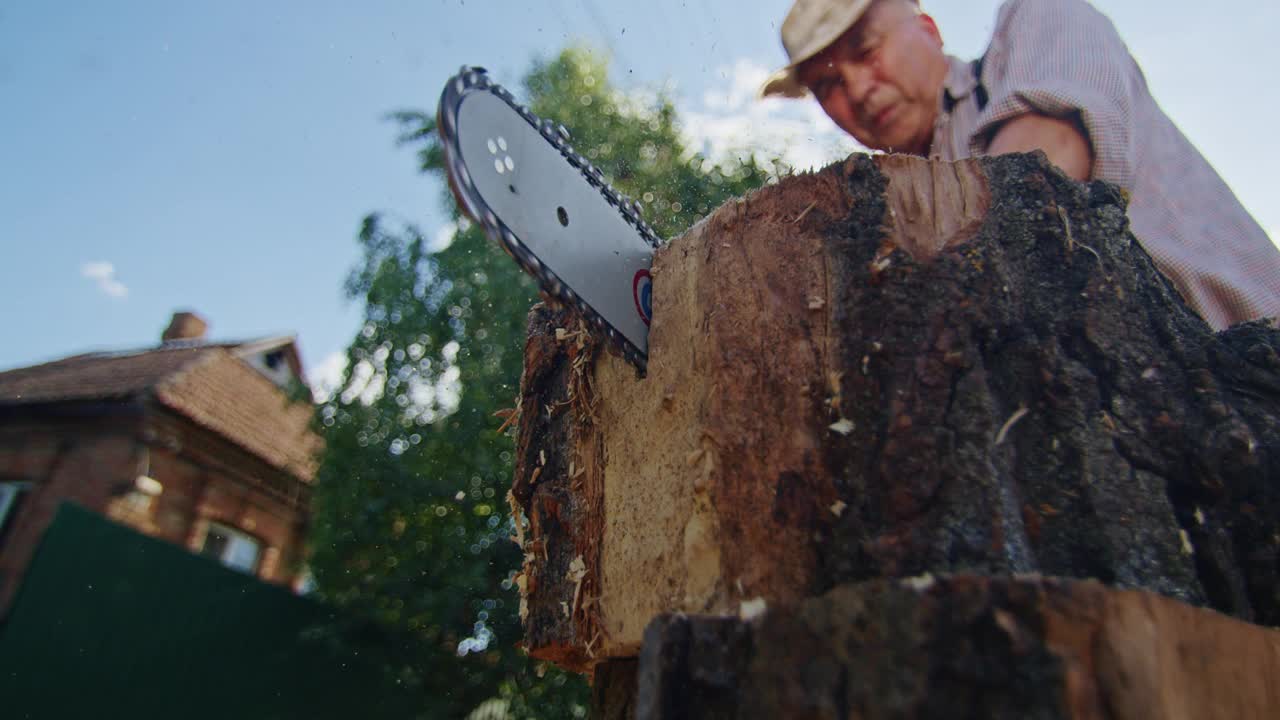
[436,66,660,372]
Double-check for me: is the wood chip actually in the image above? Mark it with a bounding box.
[902,573,936,591]
[826,371,843,396]
[567,555,587,582]
[568,555,588,621]
[995,407,1030,445]
[739,597,768,621]
[792,200,817,224]
[583,629,602,659]
[493,407,519,435]
[1180,529,1195,556]
[828,418,855,435]
[507,490,527,549]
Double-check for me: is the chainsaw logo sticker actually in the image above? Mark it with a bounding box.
[633,269,652,326]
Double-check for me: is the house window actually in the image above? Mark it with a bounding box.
[294,568,317,596]
[0,482,29,540]
[105,475,164,527]
[199,522,262,574]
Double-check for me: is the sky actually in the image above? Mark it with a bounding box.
[2,0,1277,391]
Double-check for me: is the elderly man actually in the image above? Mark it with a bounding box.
[761,0,1280,330]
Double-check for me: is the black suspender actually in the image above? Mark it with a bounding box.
[973,53,989,112]
[942,52,990,114]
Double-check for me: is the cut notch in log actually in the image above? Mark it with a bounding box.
[512,151,1280,672]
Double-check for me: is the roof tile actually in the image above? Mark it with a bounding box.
[0,344,320,481]
[0,347,208,405]
[154,350,320,481]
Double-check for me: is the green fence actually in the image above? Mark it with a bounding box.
[0,503,415,719]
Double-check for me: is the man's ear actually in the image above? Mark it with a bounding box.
[917,13,943,47]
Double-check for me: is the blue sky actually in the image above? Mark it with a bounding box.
[3,1,1276,388]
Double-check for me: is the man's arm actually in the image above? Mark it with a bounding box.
[987,112,1093,180]
[973,0,1137,187]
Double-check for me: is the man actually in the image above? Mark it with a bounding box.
[761,0,1280,330]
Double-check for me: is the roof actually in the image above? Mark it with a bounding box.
[154,350,320,481]
[0,341,319,482]
[0,346,210,405]
[227,335,306,384]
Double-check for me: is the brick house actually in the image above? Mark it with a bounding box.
[0,312,322,611]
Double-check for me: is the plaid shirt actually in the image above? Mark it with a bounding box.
[930,0,1280,329]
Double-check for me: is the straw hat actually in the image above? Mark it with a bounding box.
[759,0,916,98]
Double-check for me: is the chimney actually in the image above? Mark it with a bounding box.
[161,311,208,343]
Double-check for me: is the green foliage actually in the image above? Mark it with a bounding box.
[308,46,778,718]
[523,49,773,239]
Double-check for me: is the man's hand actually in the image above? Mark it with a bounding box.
[988,113,1093,181]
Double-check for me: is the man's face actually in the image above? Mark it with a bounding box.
[796,1,948,154]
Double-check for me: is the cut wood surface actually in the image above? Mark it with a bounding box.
[511,152,1280,671]
[625,575,1280,719]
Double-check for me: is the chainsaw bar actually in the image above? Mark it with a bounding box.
[436,66,662,371]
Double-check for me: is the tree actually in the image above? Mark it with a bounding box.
[308,47,780,718]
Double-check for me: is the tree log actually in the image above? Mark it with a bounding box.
[510,152,1280,674]
[628,575,1280,719]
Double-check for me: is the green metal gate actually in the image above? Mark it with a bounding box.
[0,503,415,719]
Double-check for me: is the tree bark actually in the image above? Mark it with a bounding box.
[510,152,1280,690]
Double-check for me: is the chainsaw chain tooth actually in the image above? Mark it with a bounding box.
[437,67,657,372]
[501,227,520,249]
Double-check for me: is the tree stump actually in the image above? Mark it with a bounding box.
[509,152,1280,705]
[634,575,1280,719]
